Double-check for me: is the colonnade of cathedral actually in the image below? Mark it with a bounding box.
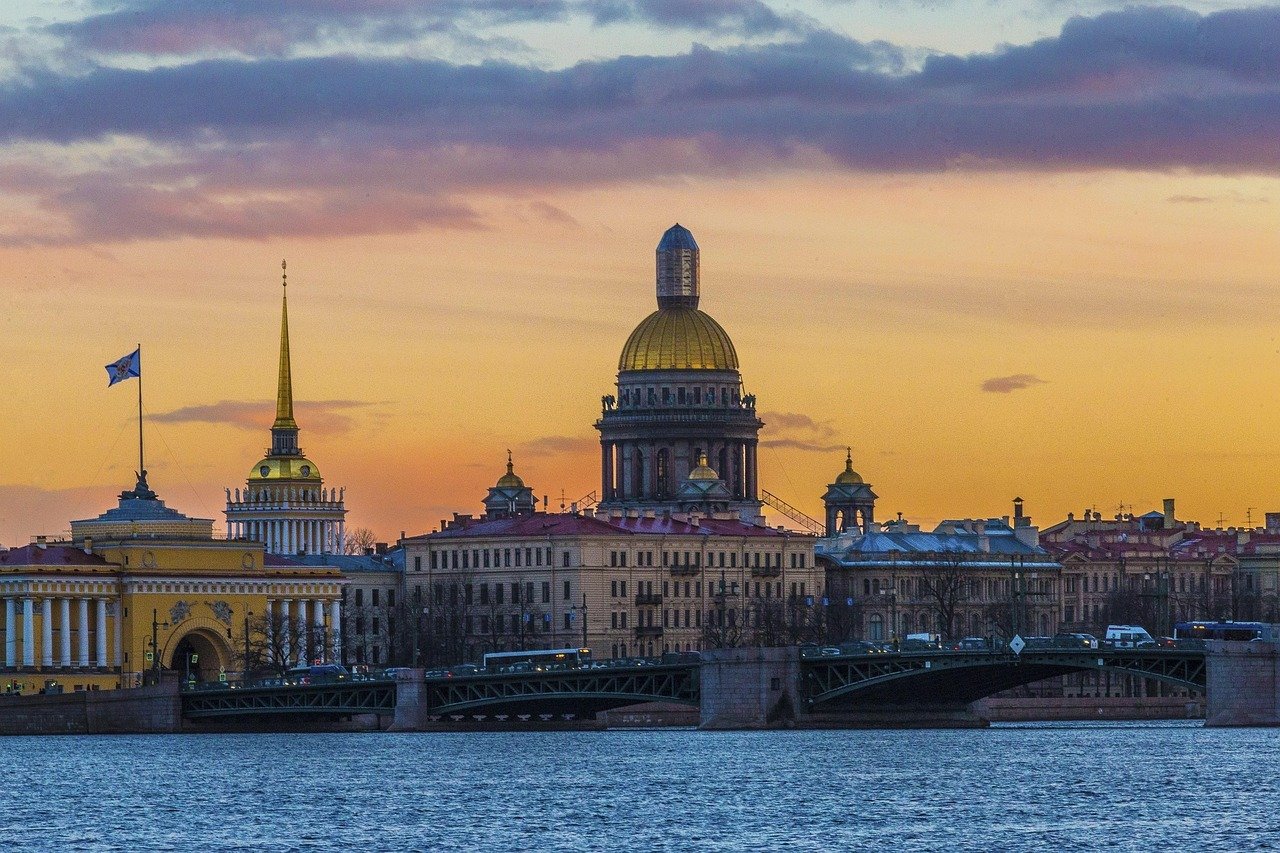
[1,596,117,669]
[225,518,345,556]
[601,439,758,503]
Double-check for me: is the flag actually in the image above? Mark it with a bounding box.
[106,348,140,386]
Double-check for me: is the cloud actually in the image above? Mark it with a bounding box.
[517,435,598,456]
[151,399,374,432]
[759,410,845,453]
[1167,192,1269,204]
[980,373,1047,393]
[6,6,1280,243]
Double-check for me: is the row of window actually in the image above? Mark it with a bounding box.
[421,546,570,572]
[609,550,807,569]
[610,579,809,600]
[619,385,740,408]
[349,588,395,608]
[425,580,573,607]
[1064,573,1212,595]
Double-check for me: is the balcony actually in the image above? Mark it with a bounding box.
[634,626,664,639]
[750,566,781,578]
[669,564,700,577]
[635,593,663,606]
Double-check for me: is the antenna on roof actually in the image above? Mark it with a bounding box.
[1246,507,1255,527]
[1216,512,1228,527]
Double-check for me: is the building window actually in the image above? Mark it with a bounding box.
[563,551,571,567]
[464,585,473,605]
[620,581,627,598]
[542,582,551,604]
[611,612,619,629]
[526,582,534,604]
[610,551,618,567]
[525,547,533,566]
[564,613,572,630]
[504,549,511,568]
[355,589,364,607]
[611,580,618,597]
[621,612,628,628]
[496,585,504,605]
[430,552,438,570]
[414,556,421,572]
[462,550,469,569]
[563,580,571,601]
[512,583,521,603]
[388,590,395,608]
[372,589,380,607]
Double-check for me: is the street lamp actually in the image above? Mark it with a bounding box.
[571,593,588,648]
[149,608,169,685]
[243,609,253,681]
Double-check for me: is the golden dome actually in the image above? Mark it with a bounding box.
[496,453,524,488]
[619,308,739,372]
[249,456,321,481]
[688,452,720,481]
[835,448,862,485]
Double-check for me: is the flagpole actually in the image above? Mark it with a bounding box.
[136,343,144,477]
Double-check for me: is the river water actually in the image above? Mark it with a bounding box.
[0,722,1275,851]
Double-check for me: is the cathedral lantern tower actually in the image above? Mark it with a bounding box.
[596,225,763,522]
[225,262,347,555]
[822,449,877,536]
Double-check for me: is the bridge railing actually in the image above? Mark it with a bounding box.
[181,672,395,693]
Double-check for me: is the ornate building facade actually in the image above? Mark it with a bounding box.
[596,225,763,522]
[225,265,347,555]
[0,473,342,692]
[400,457,820,664]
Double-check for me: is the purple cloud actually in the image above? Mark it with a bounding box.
[151,399,374,432]
[760,410,844,453]
[6,6,1280,243]
[980,374,1047,394]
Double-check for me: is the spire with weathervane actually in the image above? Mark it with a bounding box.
[270,260,300,457]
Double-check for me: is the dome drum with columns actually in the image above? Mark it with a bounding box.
[596,225,763,522]
[225,262,348,556]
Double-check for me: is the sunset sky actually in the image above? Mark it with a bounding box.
[3,0,1280,545]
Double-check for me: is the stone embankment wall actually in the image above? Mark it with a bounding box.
[699,647,802,729]
[1205,640,1279,727]
[0,679,181,735]
[971,696,1202,722]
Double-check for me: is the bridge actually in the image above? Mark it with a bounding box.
[801,647,1206,710]
[175,646,1208,728]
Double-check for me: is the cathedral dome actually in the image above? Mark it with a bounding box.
[618,308,739,372]
[688,453,720,480]
[249,456,321,481]
[834,450,862,485]
[496,454,524,489]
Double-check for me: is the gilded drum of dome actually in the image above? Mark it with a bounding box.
[618,308,740,372]
[249,456,322,481]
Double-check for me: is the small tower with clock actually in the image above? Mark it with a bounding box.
[224,262,348,555]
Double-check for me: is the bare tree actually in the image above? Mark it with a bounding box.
[344,526,378,555]
[920,551,969,642]
[232,610,295,678]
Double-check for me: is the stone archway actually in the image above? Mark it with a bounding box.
[168,628,233,682]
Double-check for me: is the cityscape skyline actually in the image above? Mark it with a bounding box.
[4,1,1280,543]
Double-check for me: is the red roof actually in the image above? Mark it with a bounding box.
[427,512,795,541]
[0,544,109,567]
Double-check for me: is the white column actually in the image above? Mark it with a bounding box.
[296,601,308,664]
[78,598,90,666]
[4,598,15,668]
[112,604,122,668]
[60,598,71,667]
[96,599,107,667]
[21,598,34,667]
[330,599,342,663]
[313,600,326,662]
[279,599,291,663]
[40,598,52,668]
[265,599,274,664]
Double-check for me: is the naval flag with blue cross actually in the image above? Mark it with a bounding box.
[106,348,141,386]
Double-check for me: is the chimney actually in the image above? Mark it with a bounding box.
[35,535,47,550]
[1013,497,1024,522]
[1266,512,1280,533]
[83,537,93,555]
[1163,498,1175,528]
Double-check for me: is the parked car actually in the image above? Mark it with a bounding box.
[1053,633,1099,649]
[449,663,480,676]
[955,637,991,652]
[1105,625,1155,649]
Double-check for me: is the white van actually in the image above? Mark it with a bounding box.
[1105,625,1154,648]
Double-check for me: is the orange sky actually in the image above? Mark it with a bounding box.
[4,168,1280,545]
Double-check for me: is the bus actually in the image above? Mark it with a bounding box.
[481,648,592,672]
[1173,621,1280,642]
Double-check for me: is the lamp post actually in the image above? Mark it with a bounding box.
[571,593,588,648]
[150,608,169,684]
[243,609,253,680]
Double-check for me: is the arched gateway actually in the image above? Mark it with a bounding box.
[167,627,234,682]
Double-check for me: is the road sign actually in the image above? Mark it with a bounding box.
[1009,635,1026,655]
[144,651,153,662]
[190,654,199,663]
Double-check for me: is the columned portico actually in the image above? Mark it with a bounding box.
[330,599,341,662]
[312,599,326,662]
[280,599,292,663]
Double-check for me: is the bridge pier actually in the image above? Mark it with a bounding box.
[1206,641,1280,727]
[699,647,802,729]
[388,668,427,732]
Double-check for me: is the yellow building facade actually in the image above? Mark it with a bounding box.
[0,476,343,694]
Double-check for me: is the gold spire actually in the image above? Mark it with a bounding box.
[835,446,863,485]
[273,259,298,430]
